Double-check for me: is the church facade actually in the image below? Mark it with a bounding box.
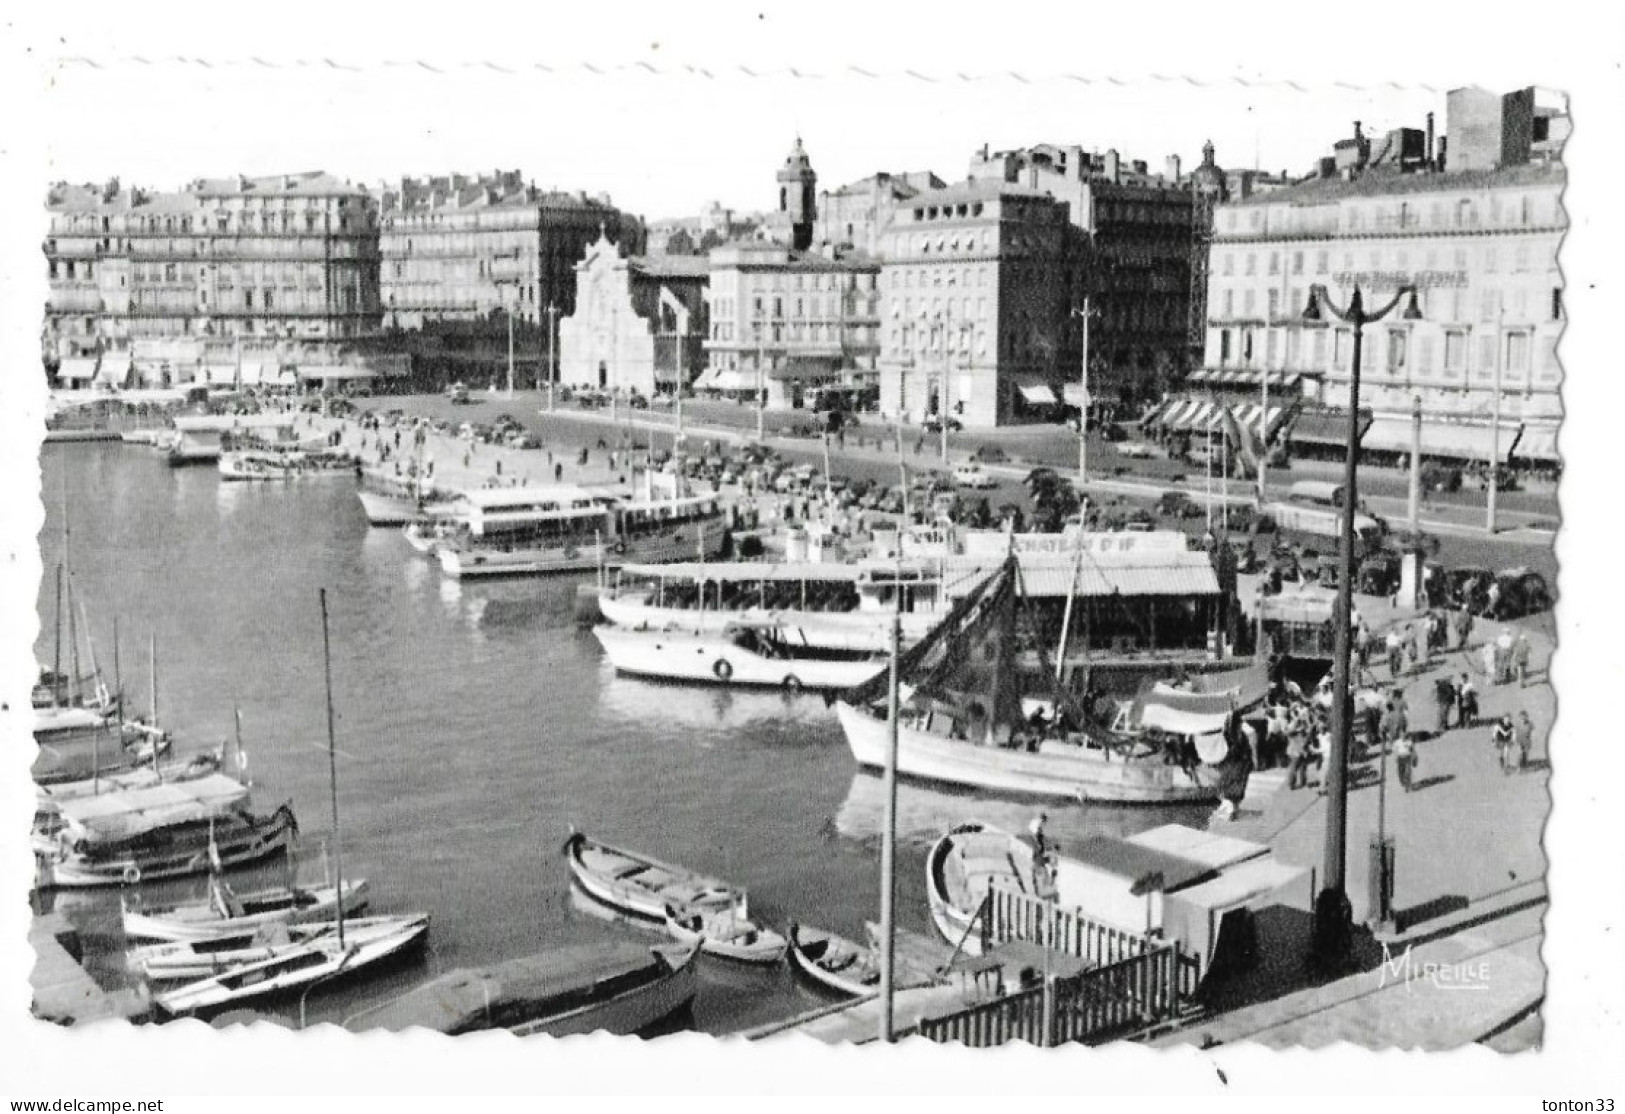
[557,230,709,398]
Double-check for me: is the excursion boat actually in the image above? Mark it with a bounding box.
[152,913,430,1017]
[122,876,371,943]
[592,621,886,692]
[32,707,168,786]
[356,461,451,528]
[218,448,357,482]
[662,903,787,965]
[834,557,1259,804]
[342,941,700,1037]
[788,924,882,996]
[132,914,424,981]
[594,560,952,653]
[436,474,727,579]
[924,823,1037,956]
[33,773,298,890]
[36,752,221,827]
[563,831,745,922]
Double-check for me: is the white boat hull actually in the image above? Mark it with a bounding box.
[357,489,430,527]
[597,594,940,653]
[440,525,726,580]
[154,915,429,1016]
[564,833,744,922]
[664,906,787,965]
[122,878,371,943]
[35,804,297,890]
[134,914,420,981]
[835,702,1225,804]
[594,626,884,691]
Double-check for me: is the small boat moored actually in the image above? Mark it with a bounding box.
[132,913,422,982]
[924,822,1036,957]
[663,903,787,966]
[342,941,700,1037]
[564,831,745,923]
[788,923,881,996]
[122,876,371,943]
[593,621,886,692]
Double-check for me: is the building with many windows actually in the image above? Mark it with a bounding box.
[1185,86,1566,470]
[877,179,1081,428]
[43,172,382,386]
[815,170,945,257]
[699,241,881,408]
[375,172,643,387]
[558,230,709,398]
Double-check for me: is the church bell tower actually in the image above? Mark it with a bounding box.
[777,137,817,252]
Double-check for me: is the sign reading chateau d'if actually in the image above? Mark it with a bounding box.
[1329,269,1468,290]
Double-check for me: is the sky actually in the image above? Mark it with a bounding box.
[17,6,1553,222]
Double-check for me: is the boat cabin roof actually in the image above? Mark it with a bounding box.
[618,560,936,583]
[345,941,663,1033]
[53,773,250,843]
[459,485,604,511]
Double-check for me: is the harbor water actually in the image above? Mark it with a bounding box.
[33,441,1209,1033]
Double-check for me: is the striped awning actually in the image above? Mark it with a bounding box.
[1226,403,1293,441]
[1189,369,1302,391]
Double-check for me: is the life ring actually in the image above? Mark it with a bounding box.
[782,675,804,694]
[612,539,628,556]
[713,658,734,682]
[122,864,142,886]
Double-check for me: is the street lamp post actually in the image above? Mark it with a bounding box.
[755,319,766,443]
[1071,300,1092,490]
[1302,282,1422,968]
[546,303,559,411]
[1487,307,1505,533]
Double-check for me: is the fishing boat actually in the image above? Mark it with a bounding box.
[787,924,881,996]
[436,474,727,579]
[594,559,952,653]
[662,903,787,965]
[132,914,425,981]
[122,875,370,943]
[36,752,221,827]
[343,941,700,1037]
[152,913,430,1017]
[32,773,298,889]
[218,448,357,482]
[563,831,745,922]
[592,620,886,692]
[834,556,1257,804]
[924,823,1036,956]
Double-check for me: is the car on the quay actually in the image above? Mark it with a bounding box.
[952,463,998,490]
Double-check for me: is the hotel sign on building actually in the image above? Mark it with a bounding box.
[1196,85,1567,468]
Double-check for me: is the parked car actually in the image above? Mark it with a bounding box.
[922,416,963,434]
[970,445,1010,464]
[1117,441,1164,460]
[953,463,998,490]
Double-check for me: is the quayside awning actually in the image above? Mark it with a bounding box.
[1515,424,1561,464]
[1362,417,1519,463]
[1288,409,1372,447]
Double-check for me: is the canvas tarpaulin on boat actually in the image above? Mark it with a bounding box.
[1133,685,1238,737]
[54,773,250,844]
[347,942,662,1033]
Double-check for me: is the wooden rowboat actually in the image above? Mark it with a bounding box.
[663,903,787,966]
[343,941,700,1037]
[563,831,745,922]
[787,923,880,997]
[925,822,1035,957]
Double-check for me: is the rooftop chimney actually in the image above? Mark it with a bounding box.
[1426,111,1436,171]
[1104,148,1120,183]
[1165,154,1182,182]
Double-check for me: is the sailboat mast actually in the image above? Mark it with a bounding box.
[878,599,902,1043]
[112,616,122,721]
[66,576,81,707]
[1055,546,1085,685]
[78,597,102,704]
[52,564,64,706]
[318,588,346,949]
[149,633,161,779]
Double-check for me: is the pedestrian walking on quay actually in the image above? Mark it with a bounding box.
[1456,603,1475,650]
[1394,732,1418,792]
[1354,618,1371,671]
[1287,720,1311,790]
[1414,617,1431,668]
[1457,672,1479,727]
[1434,674,1456,733]
[1385,628,1404,678]
[1493,715,1518,775]
[555,462,564,482]
[1512,631,1532,688]
[1515,710,1536,771]
[1493,628,1515,685]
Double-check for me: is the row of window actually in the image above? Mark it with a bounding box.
[1213,284,1563,325]
[708,322,878,346]
[1214,324,1561,379]
[1220,190,1561,237]
[1218,240,1559,279]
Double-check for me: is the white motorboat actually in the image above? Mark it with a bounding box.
[593,621,886,692]
[436,476,726,580]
